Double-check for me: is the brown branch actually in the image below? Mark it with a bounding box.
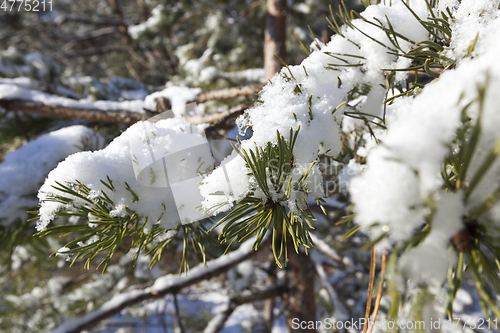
[363,247,377,333]
[0,100,144,124]
[0,84,261,125]
[48,238,267,333]
[366,250,387,333]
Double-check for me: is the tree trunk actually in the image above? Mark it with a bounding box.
[264,0,287,80]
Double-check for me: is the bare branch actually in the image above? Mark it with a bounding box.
[48,238,264,333]
[0,99,144,124]
[203,285,285,333]
[0,84,261,125]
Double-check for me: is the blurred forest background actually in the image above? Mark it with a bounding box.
[0,1,390,332]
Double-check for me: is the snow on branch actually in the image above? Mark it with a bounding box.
[0,83,262,124]
[0,99,144,124]
[48,238,263,333]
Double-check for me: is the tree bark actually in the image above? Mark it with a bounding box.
[264,0,287,80]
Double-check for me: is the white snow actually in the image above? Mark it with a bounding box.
[201,0,430,216]
[0,125,103,226]
[37,118,214,232]
[350,0,500,285]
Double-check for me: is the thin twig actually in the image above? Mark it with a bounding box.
[173,293,185,333]
[366,250,387,333]
[363,247,376,333]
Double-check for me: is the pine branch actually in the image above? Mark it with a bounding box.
[47,237,266,333]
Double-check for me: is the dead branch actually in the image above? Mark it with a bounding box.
[0,100,144,124]
[48,238,266,333]
[0,84,261,125]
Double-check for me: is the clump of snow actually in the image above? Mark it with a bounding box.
[350,0,500,285]
[37,118,214,232]
[0,125,103,226]
[400,191,464,285]
[201,0,430,215]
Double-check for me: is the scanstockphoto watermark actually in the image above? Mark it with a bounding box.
[291,318,425,331]
[291,317,499,330]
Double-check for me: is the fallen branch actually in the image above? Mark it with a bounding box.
[0,99,144,124]
[48,238,264,333]
[203,284,286,333]
[0,84,261,125]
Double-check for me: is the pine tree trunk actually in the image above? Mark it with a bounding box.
[264,0,287,80]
